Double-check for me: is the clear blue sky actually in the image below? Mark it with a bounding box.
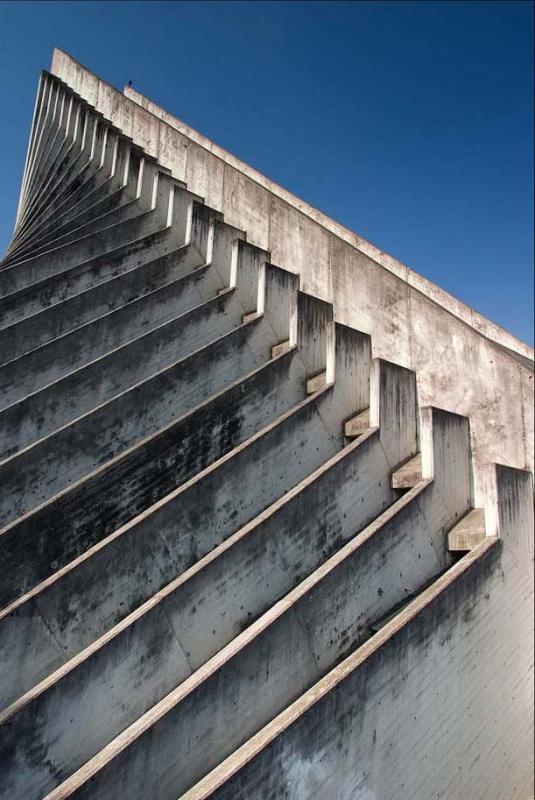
[0,0,533,343]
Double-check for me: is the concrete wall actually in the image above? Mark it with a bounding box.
[48,50,534,512]
[185,465,534,800]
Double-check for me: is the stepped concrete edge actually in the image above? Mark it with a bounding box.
[49,48,534,513]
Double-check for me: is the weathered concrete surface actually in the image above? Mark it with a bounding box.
[0,53,532,800]
[185,466,533,800]
[0,260,298,606]
[0,201,212,360]
[48,50,534,510]
[0,206,233,404]
[0,324,368,699]
[29,407,472,800]
[0,348,309,706]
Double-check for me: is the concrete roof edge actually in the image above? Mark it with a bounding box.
[50,48,533,364]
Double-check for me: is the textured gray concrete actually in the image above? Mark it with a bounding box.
[186,466,533,800]
[0,54,532,800]
[26,407,470,800]
[50,50,534,509]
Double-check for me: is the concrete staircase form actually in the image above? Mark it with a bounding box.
[0,63,532,800]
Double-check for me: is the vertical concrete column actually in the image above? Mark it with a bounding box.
[258,262,299,343]
[295,291,334,380]
[420,406,472,518]
[370,358,418,469]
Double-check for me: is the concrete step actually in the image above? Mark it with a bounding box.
[391,452,422,489]
[0,261,295,603]
[1,66,527,800]
[344,406,370,438]
[0,181,195,325]
[15,406,474,800]
[0,226,170,328]
[14,158,166,261]
[0,323,368,701]
[0,241,205,369]
[186,461,533,800]
[10,130,126,250]
[13,105,102,241]
[447,508,486,551]
[0,336,367,711]
[1,258,215,404]
[14,101,137,240]
[0,314,277,606]
[0,347,310,707]
[1,288,330,602]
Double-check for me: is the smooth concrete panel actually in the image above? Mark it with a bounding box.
[157,122,188,181]
[410,286,529,505]
[185,139,225,211]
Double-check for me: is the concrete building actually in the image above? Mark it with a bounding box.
[0,49,533,800]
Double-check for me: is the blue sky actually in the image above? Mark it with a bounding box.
[0,0,533,343]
